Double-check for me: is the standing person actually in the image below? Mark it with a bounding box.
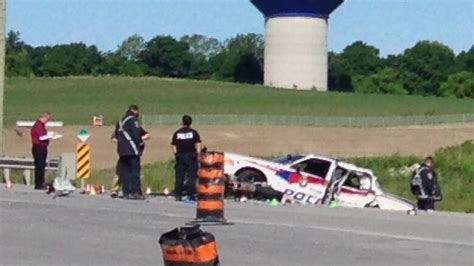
[115,105,147,200]
[30,112,56,190]
[410,156,442,212]
[111,126,149,198]
[171,115,202,202]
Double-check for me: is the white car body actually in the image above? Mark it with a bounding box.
[224,152,415,211]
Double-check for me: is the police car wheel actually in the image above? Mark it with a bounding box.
[237,170,266,184]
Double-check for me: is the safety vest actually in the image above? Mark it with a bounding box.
[411,166,428,199]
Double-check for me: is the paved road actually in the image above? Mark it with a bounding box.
[1,186,473,266]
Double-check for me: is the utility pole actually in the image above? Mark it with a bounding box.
[0,0,5,155]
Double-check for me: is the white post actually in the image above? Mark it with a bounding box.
[3,168,10,185]
[23,169,31,186]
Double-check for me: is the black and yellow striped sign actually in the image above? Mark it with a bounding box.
[76,143,91,179]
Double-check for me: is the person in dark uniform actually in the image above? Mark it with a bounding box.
[111,126,149,198]
[30,112,57,190]
[411,156,442,211]
[171,115,202,201]
[115,105,147,200]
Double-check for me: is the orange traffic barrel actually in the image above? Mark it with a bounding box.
[199,151,225,168]
[159,225,220,266]
[188,151,232,225]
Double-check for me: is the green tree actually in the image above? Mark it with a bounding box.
[234,52,263,84]
[29,43,102,76]
[140,35,192,77]
[328,42,382,92]
[121,62,148,77]
[383,54,402,69]
[438,71,474,98]
[180,34,224,79]
[400,41,456,95]
[328,52,353,92]
[116,34,145,62]
[211,33,263,83]
[98,52,126,75]
[353,68,407,95]
[5,30,32,76]
[456,46,474,72]
[180,34,223,59]
[339,41,382,76]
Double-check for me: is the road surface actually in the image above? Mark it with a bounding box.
[1,186,473,265]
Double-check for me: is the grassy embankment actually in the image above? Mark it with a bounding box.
[6,76,474,125]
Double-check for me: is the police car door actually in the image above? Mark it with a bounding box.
[284,158,332,204]
[333,171,377,208]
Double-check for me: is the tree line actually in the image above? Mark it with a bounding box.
[6,30,474,98]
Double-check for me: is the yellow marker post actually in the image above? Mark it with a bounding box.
[76,129,91,189]
[76,143,91,179]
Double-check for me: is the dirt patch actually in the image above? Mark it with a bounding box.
[6,124,474,170]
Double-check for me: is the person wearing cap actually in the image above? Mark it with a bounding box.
[171,115,202,201]
[115,105,148,200]
[30,112,59,190]
[410,156,442,211]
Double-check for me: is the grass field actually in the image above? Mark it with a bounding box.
[6,77,474,126]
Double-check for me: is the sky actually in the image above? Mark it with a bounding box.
[6,0,474,56]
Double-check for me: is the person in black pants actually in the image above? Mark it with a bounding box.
[111,127,149,198]
[115,105,148,200]
[171,115,202,201]
[411,156,442,212]
[30,112,56,190]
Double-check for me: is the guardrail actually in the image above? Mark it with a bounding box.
[0,157,59,186]
[142,113,474,127]
[16,121,64,127]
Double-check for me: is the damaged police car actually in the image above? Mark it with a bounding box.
[224,153,416,212]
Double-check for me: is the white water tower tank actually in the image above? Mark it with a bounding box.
[251,0,344,91]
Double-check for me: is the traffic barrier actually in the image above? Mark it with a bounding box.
[188,151,232,225]
[159,225,220,266]
[198,168,225,179]
[199,152,225,168]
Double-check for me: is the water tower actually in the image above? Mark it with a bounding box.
[251,0,344,91]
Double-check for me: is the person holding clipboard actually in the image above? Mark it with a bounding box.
[30,112,62,190]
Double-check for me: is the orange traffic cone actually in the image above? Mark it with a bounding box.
[83,184,91,194]
[90,185,97,196]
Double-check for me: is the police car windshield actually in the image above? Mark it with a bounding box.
[273,155,305,165]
